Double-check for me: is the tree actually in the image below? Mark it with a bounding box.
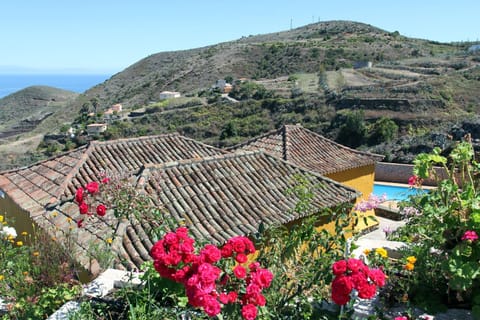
[368,117,398,145]
[336,110,367,148]
[90,98,99,114]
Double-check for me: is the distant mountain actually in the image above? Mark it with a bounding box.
[0,86,78,138]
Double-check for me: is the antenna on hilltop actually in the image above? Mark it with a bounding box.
[290,18,293,30]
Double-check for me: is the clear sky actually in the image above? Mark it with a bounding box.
[1,0,478,75]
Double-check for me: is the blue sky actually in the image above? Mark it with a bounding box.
[1,0,478,74]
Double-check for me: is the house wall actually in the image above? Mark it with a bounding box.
[326,164,378,232]
[0,193,37,240]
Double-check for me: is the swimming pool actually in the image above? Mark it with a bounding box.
[373,183,427,201]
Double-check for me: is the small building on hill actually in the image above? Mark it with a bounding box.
[86,123,108,135]
[353,61,373,69]
[213,79,233,93]
[0,133,358,276]
[111,104,123,112]
[159,91,181,100]
[228,124,384,230]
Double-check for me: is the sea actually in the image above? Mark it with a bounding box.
[0,74,112,98]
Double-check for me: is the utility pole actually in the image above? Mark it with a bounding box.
[290,18,293,30]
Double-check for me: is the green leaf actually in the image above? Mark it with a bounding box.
[472,305,480,320]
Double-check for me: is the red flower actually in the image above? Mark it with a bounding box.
[96,204,107,216]
[462,230,479,241]
[408,175,418,186]
[219,293,229,304]
[252,268,274,289]
[241,304,258,320]
[202,294,221,317]
[236,253,248,264]
[79,202,89,215]
[332,259,347,275]
[77,219,84,228]
[101,177,110,184]
[357,281,377,299]
[200,244,221,263]
[75,187,84,203]
[331,274,353,305]
[85,181,99,194]
[346,258,363,273]
[221,243,233,258]
[368,268,386,287]
[233,265,247,279]
[227,291,238,303]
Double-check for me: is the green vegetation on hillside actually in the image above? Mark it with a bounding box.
[1,20,480,170]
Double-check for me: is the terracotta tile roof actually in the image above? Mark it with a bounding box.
[26,150,357,273]
[0,133,226,211]
[117,151,358,269]
[0,134,359,274]
[228,124,383,175]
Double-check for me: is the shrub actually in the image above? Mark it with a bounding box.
[390,138,480,315]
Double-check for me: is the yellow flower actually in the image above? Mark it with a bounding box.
[51,211,58,217]
[363,249,371,256]
[33,251,40,257]
[21,231,28,236]
[2,221,7,225]
[67,217,72,223]
[406,256,417,264]
[7,235,14,241]
[0,215,3,222]
[51,237,57,241]
[106,238,113,244]
[16,241,23,246]
[0,275,4,281]
[23,271,28,276]
[404,262,415,271]
[375,247,388,258]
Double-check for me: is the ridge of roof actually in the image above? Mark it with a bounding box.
[138,149,360,197]
[283,124,384,161]
[225,127,283,152]
[0,144,88,175]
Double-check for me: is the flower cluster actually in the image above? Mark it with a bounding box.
[74,178,109,227]
[150,227,273,319]
[401,206,420,218]
[461,230,478,242]
[331,258,386,305]
[404,256,417,271]
[354,193,387,212]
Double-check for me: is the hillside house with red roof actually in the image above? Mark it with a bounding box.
[228,124,384,230]
[0,133,358,276]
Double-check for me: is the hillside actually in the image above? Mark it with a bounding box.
[0,86,79,169]
[84,21,467,108]
[2,20,480,169]
[0,86,78,138]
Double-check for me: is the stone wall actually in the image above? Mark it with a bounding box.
[375,162,446,186]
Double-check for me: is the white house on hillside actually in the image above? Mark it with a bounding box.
[86,123,108,135]
[111,103,123,112]
[159,91,181,100]
[213,79,233,93]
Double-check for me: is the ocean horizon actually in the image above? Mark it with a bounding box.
[0,74,111,98]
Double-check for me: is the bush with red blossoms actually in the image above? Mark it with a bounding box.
[330,258,386,306]
[150,227,273,319]
[74,180,110,226]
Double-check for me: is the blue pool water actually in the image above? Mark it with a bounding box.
[373,183,427,201]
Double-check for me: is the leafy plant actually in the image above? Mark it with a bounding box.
[390,138,480,313]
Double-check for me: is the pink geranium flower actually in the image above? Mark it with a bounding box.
[408,175,418,186]
[461,230,479,241]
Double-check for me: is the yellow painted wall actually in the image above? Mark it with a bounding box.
[0,194,36,239]
[327,164,378,232]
